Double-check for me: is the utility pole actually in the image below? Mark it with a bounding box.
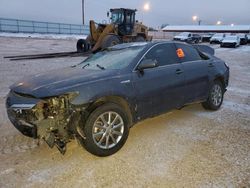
[82,0,85,25]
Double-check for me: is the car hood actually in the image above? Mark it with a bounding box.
[10,66,118,98]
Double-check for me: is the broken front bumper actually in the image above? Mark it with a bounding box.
[6,90,83,154]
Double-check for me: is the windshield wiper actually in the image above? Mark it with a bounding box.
[82,63,90,69]
[96,64,105,70]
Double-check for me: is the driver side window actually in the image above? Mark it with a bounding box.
[144,44,180,67]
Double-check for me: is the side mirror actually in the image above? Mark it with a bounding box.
[107,12,110,18]
[137,59,158,71]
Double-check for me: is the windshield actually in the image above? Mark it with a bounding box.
[111,11,124,24]
[78,47,144,70]
[224,36,237,40]
[179,32,189,36]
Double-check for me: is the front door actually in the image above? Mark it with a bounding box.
[132,43,186,119]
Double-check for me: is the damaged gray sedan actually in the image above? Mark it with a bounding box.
[6,42,229,156]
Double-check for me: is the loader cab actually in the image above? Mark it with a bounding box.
[110,8,136,36]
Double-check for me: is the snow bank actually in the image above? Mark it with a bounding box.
[0,32,87,40]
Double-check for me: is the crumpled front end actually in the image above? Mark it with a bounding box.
[6,90,84,154]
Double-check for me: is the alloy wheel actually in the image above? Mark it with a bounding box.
[92,111,124,149]
[211,84,222,106]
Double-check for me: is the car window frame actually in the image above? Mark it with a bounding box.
[133,43,181,71]
[133,44,159,72]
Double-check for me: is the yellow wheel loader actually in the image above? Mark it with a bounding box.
[76,8,152,53]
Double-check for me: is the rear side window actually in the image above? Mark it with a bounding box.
[144,43,179,66]
[175,43,202,62]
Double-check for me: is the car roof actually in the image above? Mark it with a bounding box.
[109,41,182,50]
[108,42,149,50]
[107,41,215,59]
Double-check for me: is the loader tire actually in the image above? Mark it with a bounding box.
[76,39,89,52]
[101,35,121,49]
[135,36,146,42]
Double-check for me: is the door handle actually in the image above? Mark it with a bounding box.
[176,69,183,75]
[208,63,214,67]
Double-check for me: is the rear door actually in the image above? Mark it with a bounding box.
[132,43,186,119]
[175,43,210,103]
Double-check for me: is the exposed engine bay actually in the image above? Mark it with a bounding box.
[6,91,85,154]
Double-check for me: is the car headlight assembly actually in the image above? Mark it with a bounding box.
[41,91,79,116]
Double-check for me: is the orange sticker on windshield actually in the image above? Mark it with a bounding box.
[176,48,185,58]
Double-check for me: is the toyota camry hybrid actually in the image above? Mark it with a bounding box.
[6,41,229,156]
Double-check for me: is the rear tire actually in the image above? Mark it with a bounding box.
[76,39,89,52]
[202,81,224,111]
[79,103,129,157]
[101,35,121,49]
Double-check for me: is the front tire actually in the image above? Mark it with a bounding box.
[101,35,121,49]
[202,81,224,110]
[80,103,129,157]
[135,36,146,42]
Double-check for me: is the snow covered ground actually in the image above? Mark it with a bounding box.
[0,32,87,40]
[0,37,249,187]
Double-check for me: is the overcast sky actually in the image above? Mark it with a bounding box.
[0,0,250,28]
